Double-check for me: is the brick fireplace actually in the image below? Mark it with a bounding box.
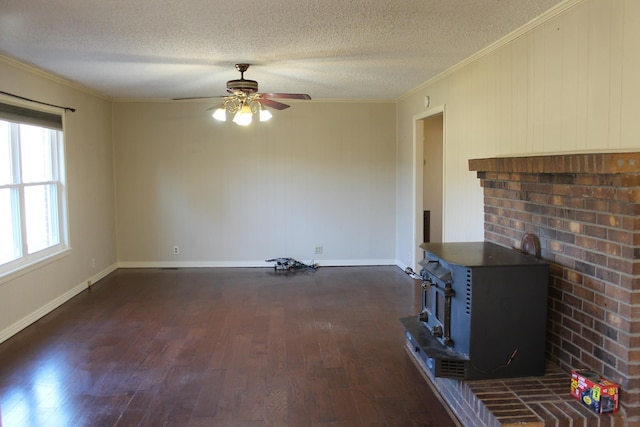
[468,152,640,422]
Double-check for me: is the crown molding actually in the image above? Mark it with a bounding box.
[397,0,584,102]
[0,53,112,101]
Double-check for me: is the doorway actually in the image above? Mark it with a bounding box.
[413,106,444,269]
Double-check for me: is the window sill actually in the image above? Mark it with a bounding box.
[0,247,72,286]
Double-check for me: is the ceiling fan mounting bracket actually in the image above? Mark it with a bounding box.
[235,63,250,74]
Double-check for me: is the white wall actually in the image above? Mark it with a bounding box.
[113,101,397,266]
[0,57,117,342]
[395,0,640,268]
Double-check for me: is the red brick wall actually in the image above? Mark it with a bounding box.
[469,153,640,419]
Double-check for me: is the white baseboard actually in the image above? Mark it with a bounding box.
[395,259,411,272]
[0,263,118,345]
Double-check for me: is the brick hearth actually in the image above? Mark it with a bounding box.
[406,341,625,426]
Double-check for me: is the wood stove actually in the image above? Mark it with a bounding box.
[402,241,549,380]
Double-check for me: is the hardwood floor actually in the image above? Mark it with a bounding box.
[0,266,459,426]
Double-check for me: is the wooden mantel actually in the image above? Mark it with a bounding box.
[469,152,640,174]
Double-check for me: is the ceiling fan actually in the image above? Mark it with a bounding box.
[174,64,311,125]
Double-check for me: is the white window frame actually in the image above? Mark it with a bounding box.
[0,98,70,282]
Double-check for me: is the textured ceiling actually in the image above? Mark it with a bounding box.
[0,0,566,100]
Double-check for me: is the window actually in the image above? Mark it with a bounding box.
[0,101,68,278]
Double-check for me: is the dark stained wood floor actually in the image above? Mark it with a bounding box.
[0,266,459,427]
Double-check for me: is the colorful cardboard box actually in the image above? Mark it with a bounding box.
[570,369,619,414]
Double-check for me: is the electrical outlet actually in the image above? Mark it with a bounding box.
[315,246,323,255]
[173,246,179,255]
[91,258,96,268]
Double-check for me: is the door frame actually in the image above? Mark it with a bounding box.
[412,105,446,269]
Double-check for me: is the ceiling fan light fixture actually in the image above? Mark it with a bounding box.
[212,107,226,121]
[259,106,272,122]
[232,104,253,126]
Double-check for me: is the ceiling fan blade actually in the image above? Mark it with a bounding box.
[261,93,311,100]
[259,98,290,110]
[172,95,226,101]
